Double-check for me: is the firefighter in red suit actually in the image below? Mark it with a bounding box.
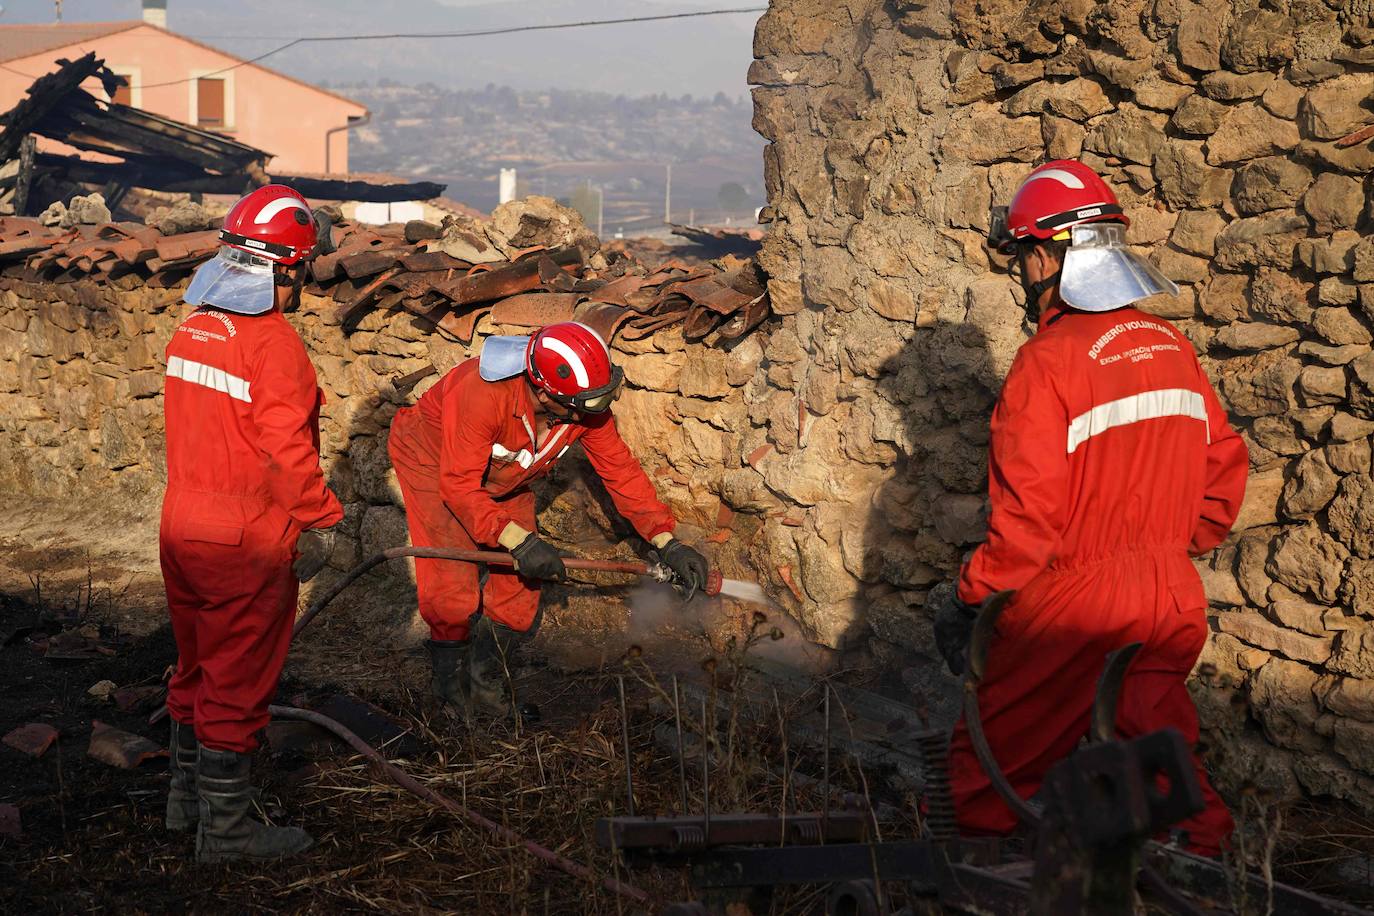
[160,185,342,862]
[388,321,708,718]
[932,160,1248,856]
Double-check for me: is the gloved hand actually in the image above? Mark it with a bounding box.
[510,533,566,581]
[292,527,336,582]
[659,538,709,600]
[929,582,979,676]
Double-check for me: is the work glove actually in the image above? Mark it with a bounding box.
[292,527,336,582]
[510,533,567,581]
[658,538,709,600]
[929,582,979,677]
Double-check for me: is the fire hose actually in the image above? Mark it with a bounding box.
[151,546,721,905]
[293,545,724,638]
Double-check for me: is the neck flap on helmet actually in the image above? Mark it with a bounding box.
[184,247,277,316]
[1058,224,1178,312]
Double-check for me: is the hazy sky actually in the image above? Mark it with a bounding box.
[1,0,765,97]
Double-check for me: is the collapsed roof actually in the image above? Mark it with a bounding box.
[0,53,444,213]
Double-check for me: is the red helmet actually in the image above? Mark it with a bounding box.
[525,322,623,413]
[989,160,1128,254]
[219,185,317,265]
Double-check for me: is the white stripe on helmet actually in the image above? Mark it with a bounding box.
[1022,168,1087,190]
[254,197,310,225]
[541,336,590,388]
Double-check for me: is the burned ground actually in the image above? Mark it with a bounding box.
[2,501,1374,914]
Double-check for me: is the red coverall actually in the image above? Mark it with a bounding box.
[161,307,343,753]
[949,304,1248,856]
[388,358,677,641]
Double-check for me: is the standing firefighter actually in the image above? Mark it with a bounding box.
[933,160,1248,855]
[388,322,708,717]
[161,186,342,862]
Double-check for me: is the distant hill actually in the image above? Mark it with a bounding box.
[0,0,762,98]
[345,82,766,225]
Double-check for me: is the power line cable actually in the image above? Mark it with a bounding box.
[126,7,767,89]
[182,7,767,42]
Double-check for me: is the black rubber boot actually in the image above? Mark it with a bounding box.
[426,638,471,710]
[469,616,519,719]
[165,719,199,833]
[196,746,313,863]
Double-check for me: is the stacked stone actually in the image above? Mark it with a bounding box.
[747,0,1374,803]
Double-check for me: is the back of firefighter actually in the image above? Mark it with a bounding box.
[160,185,342,863]
[935,160,1248,856]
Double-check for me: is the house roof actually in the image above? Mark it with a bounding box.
[0,21,140,64]
[0,20,365,113]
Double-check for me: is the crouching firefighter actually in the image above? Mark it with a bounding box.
[160,185,343,862]
[931,160,1248,856]
[388,321,708,718]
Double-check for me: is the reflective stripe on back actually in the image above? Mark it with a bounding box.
[1066,388,1207,454]
[166,355,253,404]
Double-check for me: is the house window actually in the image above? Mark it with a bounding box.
[197,78,225,127]
[106,67,141,108]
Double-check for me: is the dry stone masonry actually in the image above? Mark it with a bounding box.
[1,0,1373,813]
[748,0,1374,805]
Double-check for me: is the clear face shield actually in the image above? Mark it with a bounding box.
[1058,223,1179,313]
[185,246,278,315]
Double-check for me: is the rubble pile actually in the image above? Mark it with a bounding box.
[0,195,768,346]
[749,0,1374,805]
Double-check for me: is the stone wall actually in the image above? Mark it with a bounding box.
[748,0,1374,804]
[0,276,734,579]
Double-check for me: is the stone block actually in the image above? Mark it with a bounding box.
[1261,78,1303,120]
[1205,103,1301,165]
[1154,140,1232,208]
[1082,107,1168,165]
[1319,678,1374,723]
[1297,365,1348,406]
[1211,322,1298,352]
[1220,9,1295,74]
[1216,347,1299,415]
[940,110,1042,165]
[1334,717,1374,777]
[1232,156,1313,214]
[1169,210,1226,257]
[1175,3,1224,71]
[1215,212,1306,270]
[1266,523,1348,603]
[1170,93,1227,135]
[1299,73,1374,141]
[1200,71,1276,104]
[1217,611,1333,664]
[1281,449,1338,519]
[1249,657,1324,752]
[1330,474,1374,559]
[1303,173,1365,233]
[1197,272,1249,321]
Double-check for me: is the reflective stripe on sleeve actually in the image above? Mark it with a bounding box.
[165,355,253,404]
[1066,388,1208,454]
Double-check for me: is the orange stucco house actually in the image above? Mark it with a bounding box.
[0,16,368,174]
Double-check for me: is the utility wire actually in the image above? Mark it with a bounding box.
[122,7,766,89]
